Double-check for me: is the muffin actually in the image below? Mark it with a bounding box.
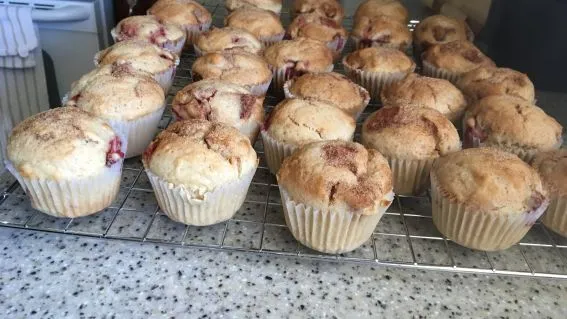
[172,80,264,142]
[354,0,408,24]
[362,106,461,195]
[381,73,467,124]
[342,47,416,101]
[64,63,166,158]
[292,0,344,24]
[457,67,535,103]
[6,107,124,217]
[287,13,348,59]
[532,149,567,237]
[261,98,355,174]
[431,148,549,251]
[263,38,334,94]
[225,0,282,15]
[225,7,285,47]
[148,0,212,48]
[283,72,370,119]
[192,51,272,96]
[193,27,263,56]
[111,15,186,55]
[463,95,563,162]
[94,40,179,92]
[351,15,412,51]
[413,15,472,53]
[277,140,394,254]
[143,120,258,226]
[421,40,495,84]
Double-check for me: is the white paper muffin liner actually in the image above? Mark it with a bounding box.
[327,36,347,61]
[542,196,567,237]
[422,60,461,84]
[261,130,297,175]
[260,33,285,48]
[5,160,122,218]
[247,76,273,96]
[388,157,435,196]
[182,22,212,48]
[110,28,186,56]
[146,167,256,226]
[430,174,549,251]
[280,187,394,254]
[269,64,334,96]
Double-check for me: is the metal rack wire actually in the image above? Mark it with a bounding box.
[1,1,566,279]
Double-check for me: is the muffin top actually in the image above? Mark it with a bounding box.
[414,15,470,50]
[354,0,408,24]
[344,47,415,73]
[195,27,262,55]
[532,149,567,197]
[148,0,212,26]
[458,67,535,103]
[277,140,393,215]
[66,63,165,121]
[362,106,461,160]
[263,98,355,147]
[263,38,333,71]
[225,7,284,38]
[422,40,495,74]
[285,72,369,117]
[96,40,177,74]
[352,15,411,50]
[172,80,263,126]
[225,0,282,14]
[113,15,185,45]
[7,107,124,180]
[293,0,344,24]
[380,73,466,123]
[143,120,257,192]
[288,13,347,43]
[464,95,563,151]
[192,51,272,87]
[432,147,547,214]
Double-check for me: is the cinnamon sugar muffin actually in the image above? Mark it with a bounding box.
[422,40,495,83]
[342,47,416,100]
[463,95,563,162]
[263,38,334,94]
[225,7,285,46]
[143,120,258,226]
[111,15,186,55]
[457,67,535,103]
[431,147,549,251]
[261,98,355,174]
[6,107,125,217]
[362,106,461,195]
[277,140,394,253]
[351,15,412,51]
[148,0,212,47]
[172,80,264,142]
[192,51,272,96]
[193,27,263,56]
[354,0,408,24]
[94,40,179,92]
[381,73,467,124]
[413,15,472,52]
[532,149,567,237]
[287,13,348,59]
[292,0,344,24]
[283,72,370,118]
[225,0,282,14]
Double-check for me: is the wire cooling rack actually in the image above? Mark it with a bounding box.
[1,1,567,279]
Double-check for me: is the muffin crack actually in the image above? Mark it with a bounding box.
[287,115,323,139]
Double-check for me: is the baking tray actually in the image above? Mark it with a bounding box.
[1,1,566,279]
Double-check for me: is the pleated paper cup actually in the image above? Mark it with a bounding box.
[269,64,334,96]
[5,160,122,218]
[110,28,186,56]
[260,33,285,48]
[183,22,212,49]
[146,167,256,226]
[430,174,549,251]
[388,157,435,196]
[327,35,347,61]
[422,60,461,84]
[261,130,297,175]
[248,76,273,97]
[280,187,394,254]
[542,196,567,237]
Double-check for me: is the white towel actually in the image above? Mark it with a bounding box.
[0,4,38,68]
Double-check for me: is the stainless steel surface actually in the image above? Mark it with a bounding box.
[0,1,566,280]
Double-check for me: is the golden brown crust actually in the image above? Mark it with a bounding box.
[422,40,495,74]
[354,0,408,24]
[277,140,393,214]
[194,27,262,55]
[263,38,333,70]
[380,73,466,123]
[532,149,567,197]
[352,15,411,51]
[293,0,344,24]
[149,0,212,26]
[414,15,470,50]
[362,106,461,159]
[192,51,272,88]
[96,40,177,74]
[458,67,535,103]
[432,147,547,214]
[225,7,284,39]
[344,47,415,73]
[287,13,347,43]
[225,0,282,14]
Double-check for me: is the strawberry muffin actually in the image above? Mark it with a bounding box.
[287,13,348,59]
[457,66,535,103]
[225,7,285,46]
[354,0,408,24]
[225,0,282,15]
[193,27,263,56]
[292,0,344,24]
[351,15,412,51]
[413,15,473,53]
